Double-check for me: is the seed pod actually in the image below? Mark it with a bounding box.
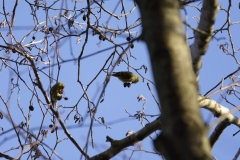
[29,105,34,111]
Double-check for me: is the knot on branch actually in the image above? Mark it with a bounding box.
[106,136,121,147]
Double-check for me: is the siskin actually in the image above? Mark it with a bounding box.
[111,71,139,84]
[50,82,65,108]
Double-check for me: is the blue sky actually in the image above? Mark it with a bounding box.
[0,0,240,160]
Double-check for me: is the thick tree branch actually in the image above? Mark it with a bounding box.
[190,0,219,77]
[90,118,162,160]
[135,0,212,159]
[198,95,240,126]
[198,95,240,147]
[90,94,240,159]
[88,93,239,159]
[209,121,229,147]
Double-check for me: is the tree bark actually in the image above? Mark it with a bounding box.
[136,0,211,159]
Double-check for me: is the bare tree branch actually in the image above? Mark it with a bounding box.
[190,0,219,77]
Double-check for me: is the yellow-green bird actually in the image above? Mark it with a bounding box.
[111,71,139,84]
[50,82,65,108]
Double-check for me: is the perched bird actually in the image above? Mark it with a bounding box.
[50,82,65,108]
[50,82,64,126]
[111,71,139,84]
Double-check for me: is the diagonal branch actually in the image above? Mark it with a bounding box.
[190,0,219,77]
[3,44,90,160]
[90,94,240,159]
[0,152,14,160]
[90,117,162,160]
[209,121,229,147]
[198,95,240,147]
